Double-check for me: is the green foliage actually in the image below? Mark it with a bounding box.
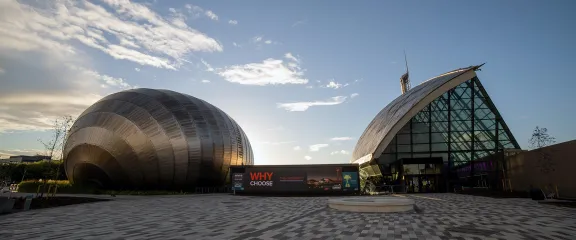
[17,180,195,195]
[17,180,97,194]
[0,161,66,183]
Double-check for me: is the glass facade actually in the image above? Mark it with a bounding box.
[365,76,520,192]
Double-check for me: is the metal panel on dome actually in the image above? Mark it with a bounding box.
[352,66,483,163]
[63,88,253,190]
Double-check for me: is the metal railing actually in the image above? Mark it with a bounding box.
[193,187,231,194]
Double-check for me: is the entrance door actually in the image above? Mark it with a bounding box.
[405,175,420,193]
[420,175,437,193]
[406,175,439,193]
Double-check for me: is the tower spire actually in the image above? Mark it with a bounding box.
[400,50,411,94]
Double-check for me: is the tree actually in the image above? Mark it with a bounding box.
[529,126,556,149]
[37,116,74,197]
[529,126,556,175]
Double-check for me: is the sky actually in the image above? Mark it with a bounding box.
[1,0,576,165]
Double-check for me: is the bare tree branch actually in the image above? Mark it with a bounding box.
[37,116,75,197]
[529,126,556,149]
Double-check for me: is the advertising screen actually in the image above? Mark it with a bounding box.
[233,165,359,193]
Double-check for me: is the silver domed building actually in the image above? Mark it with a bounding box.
[63,88,253,190]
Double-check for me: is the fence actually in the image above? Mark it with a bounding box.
[193,187,231,194]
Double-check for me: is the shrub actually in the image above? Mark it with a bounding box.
[0,161,67,183]
[17,180,98,194]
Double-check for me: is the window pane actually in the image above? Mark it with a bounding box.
[431,143,448,151]
[397,134,411,144]
[431,133,446,143]
[412,122,429,134]
[475,141,496,150]
[431,121,449,132]
[413,144,430,152]
[451,131,472,142]
[378,154,397,165]
[451,109,472,120]
[413,133,430,144]
[413,112,429,123]
[398,124,411,134]
[403,164,419,175]
[498,130,511,141]
[452,98,472,110]
[383,144,396,153]
[451,121,472,132]
[474,131,494,141]
[431,111,449,122]
[475,119,496,131]
[398,153,411,160]
[474,108,493,120]
[451,142,472,151]
[397,145,411,152]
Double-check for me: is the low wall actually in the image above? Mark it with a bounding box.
[506,140,576,199]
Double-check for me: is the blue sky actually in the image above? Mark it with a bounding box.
[1,0,575,165]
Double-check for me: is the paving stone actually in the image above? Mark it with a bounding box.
[0,193,575,239]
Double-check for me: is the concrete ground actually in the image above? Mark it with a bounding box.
[0,193,575,240]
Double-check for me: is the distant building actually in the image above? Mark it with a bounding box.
[0,155,51,164]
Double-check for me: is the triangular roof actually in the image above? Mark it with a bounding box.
[352,64,518,164]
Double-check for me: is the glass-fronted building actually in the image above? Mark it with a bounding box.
[352,65,521,193]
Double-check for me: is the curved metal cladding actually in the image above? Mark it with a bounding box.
[63,88,253,189]
[352,65,483,164]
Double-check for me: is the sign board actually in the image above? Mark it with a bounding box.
[230,165,359,194]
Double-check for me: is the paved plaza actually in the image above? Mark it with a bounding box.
[0,193,575,240]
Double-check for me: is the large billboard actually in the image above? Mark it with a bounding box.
[231,165,359,194]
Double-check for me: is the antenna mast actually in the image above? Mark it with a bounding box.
[400,50,411,94]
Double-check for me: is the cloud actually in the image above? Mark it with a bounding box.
[326,81,343,89]
[0,92,103,132]
[184,4,220,22]
[292,19,307,28]
[0,149,45,159]
[258,141,296,145]
[201,79,210,83]
[0,48,130,132]
[350,93,359,98]
[134,68,141,72]
[184,4,203,13]
[216,53,308,86]
[293,146,301,151]
[205,10,219,20]
[267,126,285,131]
[251,36,277,46]
[200,59,214,72]
[277,96,347,112]
[330,150,350,155]
[72,67,134,89]
[330,137,354,141]
[228,20,238,25]
[0,67,4,74]
[232,42,241,48]
[304,156,312,160]
[0,0,222,70]
[252,36,263,43]
[309,144,329,152]
[284,53,300,63]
